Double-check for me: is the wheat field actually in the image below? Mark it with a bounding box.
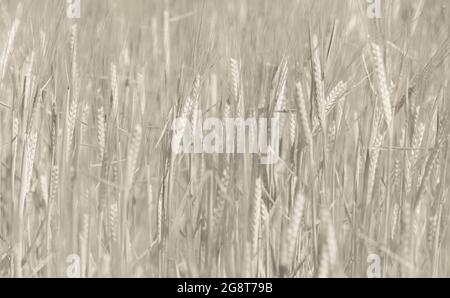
[0,0,449,278]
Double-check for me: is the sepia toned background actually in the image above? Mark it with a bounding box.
[0,0,449,277]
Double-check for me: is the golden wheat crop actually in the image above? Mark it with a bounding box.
[0,0,449,278]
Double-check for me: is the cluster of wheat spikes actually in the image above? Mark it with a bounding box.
[0,0,450,277]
